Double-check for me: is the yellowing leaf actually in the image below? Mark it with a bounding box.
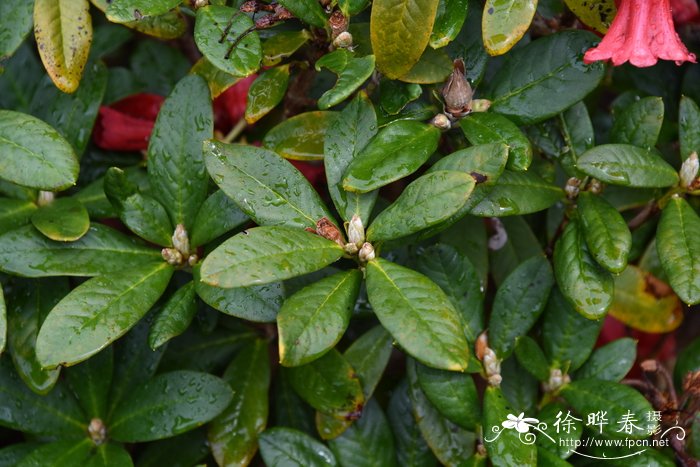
[34,0,92,93]
[610,265,683,333]
[482,0,537,56]
[564,0,616,34]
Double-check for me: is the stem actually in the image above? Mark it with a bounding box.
[223,118,248,144]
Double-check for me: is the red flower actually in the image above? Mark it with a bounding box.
[671,0,700,24]
[213,75,257,132]
[583,0,696,67]
[93,93,165,151]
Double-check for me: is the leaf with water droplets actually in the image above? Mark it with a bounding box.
[680,96,700,161]
[575,338,636,382]
[460,112,532,171]
[84,443,133,467]
[148,281,198,349]
[387,379,437,467]
[110,370,233,442]
[0,199,37,236]
[245,65,290,124]
[483,386,537,466]
[0,0,33,62]
[259,427,338,466]
[470,170,563,217]
[430,0,468,48]
[191,190,249,248]
[106,0,181,23]
[15,439,92,467]
[577,191,631,274]
[264,111,339,161]
[416,361,480,430]
[315,50,376,110]
[66,346,113,420]
[577,144,678,187]
[610,96,664,150]
[482,0,536,56]
[31,198,90,242]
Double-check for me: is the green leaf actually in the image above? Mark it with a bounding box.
[577,144,678,187]
[0,443,41,467]
[30,198,89,242]
[16,440,92,467]
[470,170,563,216]
[561,379,656,439]
[135,431,209,467]
[209,339,270,466]
[0,358,86,436]
[500,356,538,413]
[557,101,595,177]
[0,110,79,190]
[490,256,554,358]
[315,50,376,110]
[430,0,468,48]
[109,370,233,442]
[0,287,4,357]
[194,6,261,76]
[575,338,636,382]
[370,0,439,78]
[278,270,361,366]
[398,47,453,84]
[554,220,613,319]
[106,0,181,22]
[324,92,378,223]
[287,349,364,420]
[191,190,249,247]
[460,112,532,171]
[104,167,173,247]
[416,362,480,430]
[245,65,290,124]
[204,141,333,229]
[577,192,631,273]
[610,96,664,150]
[514,336,550,381]
[130,39,189,95]
[367,171,475,242]
[485,31,604,124]
[85,443,133,467]
[274,371,315,436]
[488,216,543,286]
[482,0,537,55]
[262,30,311,67]
[64,348,113,425]
[343,121,440,193]
[675,337,700,388]
[33,0,92,93]
[200,226,343,288]
[657,197,700,305]
[680,96,700,160]
[7,279,67,394]
[536,402,581,459]
[190,57,239,99]
[0,0,33,61]
[277,0,328,27]
[148,74,213,231]
[263,111,338,161]
[0,224,161,277]
[0,199,37,235]
[542,288,602,372]
[366,258,469,371]
[483,386,537,467]
[149,281,198,349]
[387,380,436,467]
[259,427,338,467]
[35,262,173,368]
[379,80,422,115]
[328,399,398,467]
[344,325,393,399]
[406,360,475,465]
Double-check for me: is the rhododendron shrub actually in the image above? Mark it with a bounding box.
[0,0,699,465]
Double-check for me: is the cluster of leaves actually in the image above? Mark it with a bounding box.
[0,0,699,465]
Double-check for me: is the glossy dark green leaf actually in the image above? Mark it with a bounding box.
[366,258,469,371]
[149,281,198,349]
[0,110,79,190]
[367,171,475,242]
[416,362,479,430]
[329,399,397,467]
[30,198,89,242]
[657,197,700,305]
[500,355,538,413]
[136,430,210,467]
[485,31,604,124]
[398,47,453,84]
[0,199,37,235]
[15,440,92,467]
[263,111,338,161]
[324,92,378,223]
[536,402,581,459]
[110,370,232,442]
[541,288,602,372]
[279,270,361,367]
[430,0,468,48]
[204,141,333,229]
[191,57,240,99]
[0,287,4,357]
[0,358,86,436]
[483,387,538,465]
[129,39,189,95]
[35,262,173,368]
[287,349,364,420]
[461,112,532,171]
[0,0,33,61]
[406,360,474,465]
[680,96,700,160]
[245,65,290,124]
[379,80,421,115]
[577,144,678,187]
[200,226,343,288]
[259,427,338,466]
[470,170,563,216]
[104,167,173,247]
[482,0,536,55]
[315,50,375,110]
[7,279,70,394]
[514,336,550,381]
[561,379,655,439]
[344,325,393,399]
[106,0,181,22]
[66,346,112,419]
[191,190,249,247]
[0,443,40,467]
[209,339,270,466]
[557,101,594,177]
[415,243,484,343]
[577,192,631,273]
[553,220,613,319]
[277,0,327,27]
[387,380,437,467]
[148,75,213,231]
[490,256,553,358]
[610,96,664,150]
[262,30,311,67]
[85,443,133,467]
[488,216,543,286]
[0,224,161,277]
[194,6,261,77]
[675,337,700,389]
[370,0,440,78]
[343,121,440,193]
[89,23,132,59]
[575,338,635,382]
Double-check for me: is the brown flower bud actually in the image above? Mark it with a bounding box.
[315,217,346,247]
[329,10,348,40]
[442,59,473,119]
[333,31,353,49]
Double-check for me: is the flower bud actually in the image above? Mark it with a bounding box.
[88,418,107,445]
[680,152,699,188]
[347,215,365,247]
[172,224,190,256]
[471,99,491,112]
[430,113,452,130]
[358,242,375,262]
[187,254,199,267]
[542,368,570,393]
[162,248,183,266]
[333,31,353,49]
[37,190,55,207]
[193,0,209,8]
[442,59,473,119]
[565,177,581,199]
